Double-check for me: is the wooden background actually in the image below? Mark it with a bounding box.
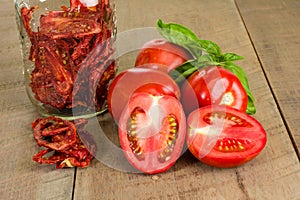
[0,0,299,199]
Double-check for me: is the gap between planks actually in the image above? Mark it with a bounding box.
[233,0,300,161]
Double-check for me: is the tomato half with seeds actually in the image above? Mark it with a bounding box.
[135,39,193,73]
[118,92,186,174]
[181,66,248,114]
[187,105,266,168]
[107,68,180,122]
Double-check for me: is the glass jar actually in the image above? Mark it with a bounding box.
[15,0,117,119]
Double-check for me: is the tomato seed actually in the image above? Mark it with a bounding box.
[127,108,146,161]
[215,137,253,152]
[151,175,160,181]
[158,114,178,163]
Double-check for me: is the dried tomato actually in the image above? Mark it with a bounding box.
[20,6,37,38]
[32,116,96,168]
[39,10,102,40]
[32,149,63,165]
[20,0,116,113]
[32,146,93,168]
[32,116,77,151]
[30,39,74,109]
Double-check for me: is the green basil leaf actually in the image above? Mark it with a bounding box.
[222,53,244,62]
[169,55,217,85]
[197,54,217,65]
[246,97,256,114]
[156,19,203,58]
[169,59,199,85]
[222,62,256,114]
[198,40,222,56]
[207,53,221,63]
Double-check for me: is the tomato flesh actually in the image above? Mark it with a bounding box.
[132,83,178,99]
[107,68,180,122]
[181,66,248,114]
[135,39,193,73]
[118,93,186,174]
[187,105,266,168]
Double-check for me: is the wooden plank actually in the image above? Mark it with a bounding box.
[74,0,300,199]
[0,1,75,199]
[235,0,300,157]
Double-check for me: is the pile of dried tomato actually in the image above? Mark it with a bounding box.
[20,0,116,113]
[32,116,96,168]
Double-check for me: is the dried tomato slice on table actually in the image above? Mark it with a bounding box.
[32,116,96,168]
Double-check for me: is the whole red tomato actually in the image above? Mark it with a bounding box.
[118,92,186,174]
[107,68,180,122]
[181,66,248,114]
[135,39,193,73]
[186,105,267,168]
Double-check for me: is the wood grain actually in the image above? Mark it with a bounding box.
[73,0,300,200]
[0,1,75,199]
[1,0,299,199]
[236,0,300,158]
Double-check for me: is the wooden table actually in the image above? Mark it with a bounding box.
[1,0,300,199]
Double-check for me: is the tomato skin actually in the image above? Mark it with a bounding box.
[107,68,180,122]
[186,105,267,168]
[135,39,193,73]
[181,66,248,114]
[132,83,178,99]
[118,93,186,174]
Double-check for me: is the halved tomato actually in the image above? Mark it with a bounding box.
[118,92,186,174]
[187,105,266,168]
[135,39,193,73]
[107,68,180,122]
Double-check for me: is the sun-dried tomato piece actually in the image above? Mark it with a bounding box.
[93,61,116,110]
[20,6,38,38]
[71,36,116,111]
[29,38,75,109]
[32,116,96,168]
[39,10,102,39]
[59,134,95,168]
[32,139,95,168]
[32,148,92,168]
[32,149,64,165]
[32,116,77,151]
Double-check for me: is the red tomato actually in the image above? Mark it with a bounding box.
[135,39,193,73]
[132,83,178,99]
[181,66,248,114]
[118,92,186,174]
[187,105,267,168]
[107,68,180,122]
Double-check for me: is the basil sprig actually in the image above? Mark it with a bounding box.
[157,19,203,58]
[157,19,256,114]
[169,55,216,84]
